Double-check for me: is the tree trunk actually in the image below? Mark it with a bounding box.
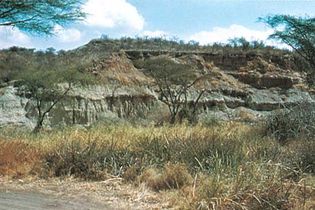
[32,115,45,133]
[307,71,315,86]
[170,114,176,124]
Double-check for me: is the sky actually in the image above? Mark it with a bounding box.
[0,0,314,50]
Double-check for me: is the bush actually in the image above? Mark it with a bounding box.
[283,140,315,175]
[265,102,315,175]
[265,102,315,142]
[43,139,137,180]
[44,140,105,179]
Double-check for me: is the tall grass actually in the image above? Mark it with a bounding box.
[0,123,314,209]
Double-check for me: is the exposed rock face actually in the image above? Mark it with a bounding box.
[0,50,314,129]
[87,52,153,85]
[245,89,314,111]
[52,85,157,125]
[0,85,158,128]
[0,86,32,128]
[227,56,305,89]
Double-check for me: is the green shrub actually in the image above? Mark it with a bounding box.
[282,140,315,175]
[265,102,315,175]
[266,102,315,142]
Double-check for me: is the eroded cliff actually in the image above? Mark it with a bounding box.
[0,46,313,129]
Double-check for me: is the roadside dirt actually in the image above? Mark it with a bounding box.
[0,190,110,210]
[0,177,173,210]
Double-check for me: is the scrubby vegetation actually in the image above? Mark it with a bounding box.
[0,122,314,209]
[0,36,310,84]
[91,35,274,52]
[266,102,315,142]
[265,102,315,176]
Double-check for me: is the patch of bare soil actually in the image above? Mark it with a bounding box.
[0,177,173,210]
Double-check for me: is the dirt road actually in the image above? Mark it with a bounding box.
[0,177,171,210]
[0,190,110,210]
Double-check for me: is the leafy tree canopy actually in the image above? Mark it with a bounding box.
[139,57,203,124]
[141,57,198,86]
[260,15,315,69]
[14,50,92,133]
[0,0,85,35]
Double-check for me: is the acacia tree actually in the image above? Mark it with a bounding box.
[0,0,85,35]
[261,15,315,83]
[18,70,70,133]
[16,52,88,133]
[228,37,250,50]
[142,58,205,124]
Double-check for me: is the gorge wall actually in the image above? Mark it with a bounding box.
[0,49,314,129]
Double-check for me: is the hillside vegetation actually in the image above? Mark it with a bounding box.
[0,37,310,84]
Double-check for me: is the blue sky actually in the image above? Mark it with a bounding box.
[0,0,314,50]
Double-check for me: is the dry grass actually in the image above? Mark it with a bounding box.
[0,140,41,178]
[0,122,314,209]
[140,163,192,191]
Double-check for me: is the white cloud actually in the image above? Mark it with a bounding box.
[0,27,31,49]
[189,24,274,45]
[82,0,145,31]
[54,25,82,43]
